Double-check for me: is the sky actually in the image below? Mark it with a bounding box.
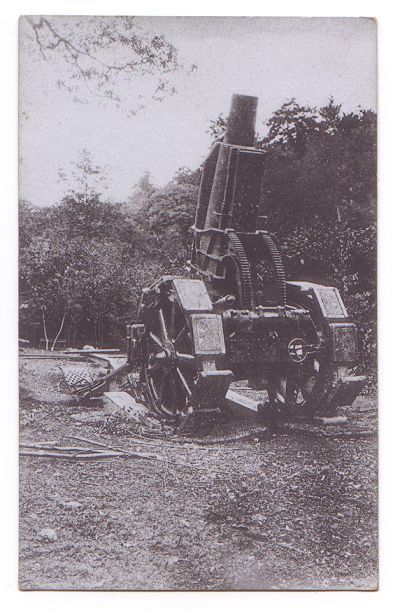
[19,16,377,208]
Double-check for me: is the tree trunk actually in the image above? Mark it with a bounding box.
[41,308,49,351]
[99,313,104,348]
[51,312,66,351]
[94,318,98,348]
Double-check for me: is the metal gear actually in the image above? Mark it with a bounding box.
[227,230,253,309]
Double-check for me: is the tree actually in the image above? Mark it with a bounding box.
[208,113,227,143]
[21,16,193,114]
[133,181,198,271]
[19,199,50,250]
[19,200,139,348]
[126,171,156,211]
[172,166,202,188]
[58,149,108,202]
[263,98,320,153]
[19,152,137,347]
[53,150,135,243]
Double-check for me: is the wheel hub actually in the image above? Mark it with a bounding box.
[150,339,177,373]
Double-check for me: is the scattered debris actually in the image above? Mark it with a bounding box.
[20,441,153,461]
[20,448,127,460]
[181,423,270,445]
[59,366,108,395]
[19,438,210,470]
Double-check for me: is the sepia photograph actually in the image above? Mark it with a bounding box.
[18,15,377,591]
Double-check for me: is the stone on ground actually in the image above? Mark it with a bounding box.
[38,528,57,542]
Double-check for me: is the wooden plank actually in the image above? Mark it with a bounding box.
[225,389,262,413]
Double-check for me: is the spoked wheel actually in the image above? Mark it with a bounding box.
[141,283,198,421]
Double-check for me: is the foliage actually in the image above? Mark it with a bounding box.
[19,164,199,346]
[20,216,141,347]
[132,179,198,271]
[260,99,377,225]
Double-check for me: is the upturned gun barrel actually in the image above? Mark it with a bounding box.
[195,94,265,233]
[224,94,258,147]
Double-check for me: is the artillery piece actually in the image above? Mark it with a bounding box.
[126,94,366,425]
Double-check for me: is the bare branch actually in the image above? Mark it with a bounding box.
[23,16,189,112]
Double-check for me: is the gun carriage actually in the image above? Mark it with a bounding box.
[114,95,366,425]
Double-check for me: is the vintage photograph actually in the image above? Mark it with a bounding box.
[19,16,377,590]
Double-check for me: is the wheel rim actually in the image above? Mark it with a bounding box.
[142,288,197,419]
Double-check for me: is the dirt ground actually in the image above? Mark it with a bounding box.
[19,353,378,591]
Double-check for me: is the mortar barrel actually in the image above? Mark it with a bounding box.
[203,144,232,229]
[203,94,259,230]
[224,94,258,147]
